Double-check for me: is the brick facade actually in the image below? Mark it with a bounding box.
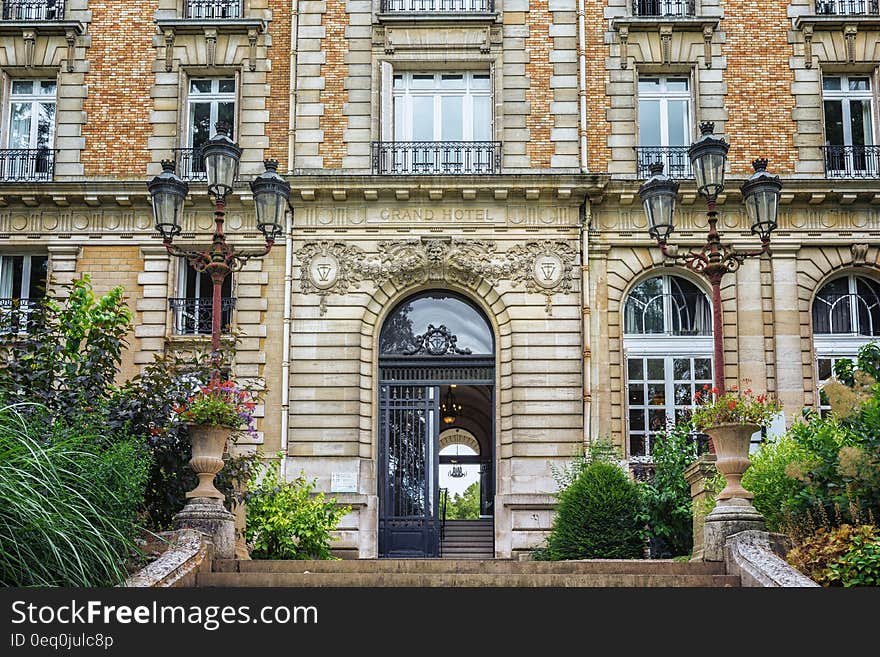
[525,1,553,168]
[266,0,292,169]
[318,0,349,170]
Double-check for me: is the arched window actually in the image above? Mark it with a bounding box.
[813,274,880,415]
[623,274,713,459]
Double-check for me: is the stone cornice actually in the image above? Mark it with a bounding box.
[610,16,720,33]
[154,18,268,35]
[794,14,880,30]
[0,20,86,36]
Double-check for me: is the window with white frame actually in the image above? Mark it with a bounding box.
[823,75,876,175]
[183,78,236,178]
[3,79,56,181]
[813,273,880,415]
[0,254,48,332]
[623,274,713,458]
[637,76,692,178]
[170,257,234,336]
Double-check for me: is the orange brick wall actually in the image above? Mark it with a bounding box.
[81,2,154,178]
[75,246,143,383]
[319,0,348,169]
[723,3,797,175]
[266,0,292,170]
[525,1,553,169]
[584,3,609,172]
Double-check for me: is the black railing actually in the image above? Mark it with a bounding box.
[0,149,54,182]
[372,141,501,175]
[1,0,64,20]
[380,0,494,11]
[0,298,40,333]
[439,487,448,547]
[822,145,880,178]
[815,0,879,14]
[635,146,693,179]
[185,0,242,19]
[169,297,235,335]
[173,147,207,182]
[633,0,695,16]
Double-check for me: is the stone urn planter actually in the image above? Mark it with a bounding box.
[704,422,760,501]
[185,423,230,500]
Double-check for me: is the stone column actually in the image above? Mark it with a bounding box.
[684,453,717,561]
[770,247,804,420]
[735,256,769,390]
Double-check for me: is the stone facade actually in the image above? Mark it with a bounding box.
[1,1,879,559]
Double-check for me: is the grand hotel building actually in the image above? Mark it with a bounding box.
[0,0,879,558]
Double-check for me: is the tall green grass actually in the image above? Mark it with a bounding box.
[0,404,150,587]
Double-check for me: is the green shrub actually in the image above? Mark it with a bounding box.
[546,461,644,560]
[741,434,812,532]
[246,459,351,560]
[0,405,150,587]
[787,524,880,587]
[640,422,700,558]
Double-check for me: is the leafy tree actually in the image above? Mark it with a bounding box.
[447,482,480,520]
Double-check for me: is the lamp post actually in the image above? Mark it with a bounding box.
[147,124,290,380]
[638,122,783,396]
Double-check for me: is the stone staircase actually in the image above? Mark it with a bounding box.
[440,519,494,559]
[199,558,739,587]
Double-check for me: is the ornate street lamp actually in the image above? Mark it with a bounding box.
[638,122,782,395]
[148,124,290,379]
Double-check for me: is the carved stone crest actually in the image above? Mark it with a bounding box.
[507,241,577,313]
[297,241,366,315]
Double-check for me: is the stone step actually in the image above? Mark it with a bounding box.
[213,559,727,576]
[198,572,739,587]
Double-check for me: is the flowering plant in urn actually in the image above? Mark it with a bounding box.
[174,379,260,499]
[691,385,782,502]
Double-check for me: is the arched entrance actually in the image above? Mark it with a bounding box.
[377,291,495,558]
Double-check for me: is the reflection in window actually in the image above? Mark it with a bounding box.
[379,292,493,356]
[812,275,880,336]
[624,274,712,336]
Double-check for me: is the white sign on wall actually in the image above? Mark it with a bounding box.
[331,472,358,493]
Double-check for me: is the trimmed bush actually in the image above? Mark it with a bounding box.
[546,461,644,560]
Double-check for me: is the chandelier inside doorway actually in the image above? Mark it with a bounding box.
[441,385,462,425]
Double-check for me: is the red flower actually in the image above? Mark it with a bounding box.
[727,400,737,410]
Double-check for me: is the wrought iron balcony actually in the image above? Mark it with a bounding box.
[0,149,55,181]
[380,0,494,11]
[632,0,695,17]
[173,147,208,182]
[822,145,880,178]
[371,141,502,175]
[185,0,242,19]
[169,297,236,336]
[1,0,64,20]
[815,0,879,15]
[0,298,40,333]
[635,146,693,179]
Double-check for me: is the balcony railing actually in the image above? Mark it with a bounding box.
[169,297,236,336]
[173,147,208,182]
[372,141,501,175]
[815,0,879,15]
[0,298,41,333]
[632,0,695,17]
[822,145,880,178]
[185,0,242,19]
[635,146,693,179]
[380,0,494,11]
[1,0,64,20]
[0,149,55,182]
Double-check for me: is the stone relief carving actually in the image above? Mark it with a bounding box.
[297,238,577,316]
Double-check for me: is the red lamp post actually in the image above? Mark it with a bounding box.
[638,122,783,396]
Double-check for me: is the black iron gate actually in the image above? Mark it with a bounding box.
[378,384,439,558]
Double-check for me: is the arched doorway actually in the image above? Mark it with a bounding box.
[377,291,495,558]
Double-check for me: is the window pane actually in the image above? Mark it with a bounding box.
[646,383,665,405]
[441,96,463,141]
[665,78,688,92]
[393,74,403,89]
[855,276,880,336]
[28,256,48,298]
[412,96,434,140]
[666,99,689,146]
[472,96,491,141]
[638,77,661,93]
[217,101,235,138]
[411,74,435,89]
[379,293,493,355]
[39,80,56,96]
[190,79,212,94]
[822,76,841,91]
[630,434,646,457]
[629,409,645,430]
[190,103,212,147]
[11,80,33,95]
[629,383,644,405]
[472,73,491,90]
[649,409,667,431]
[849,77,870,91]
[669,276,710,335]
[218,79,236,93]
[394,96,405,141]
[440,74,464,89]
[36,103,54,149]
[639,99,661,145]
[673,358,691,380]
[646,358,665,381]
[628,358,644,381]
[9,103,32,149]
[674,383,692,405]
[850,99,872,147]
[823,100,844,145]
[694,358,712,380]
[817,358,833,381]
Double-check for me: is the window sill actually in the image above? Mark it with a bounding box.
[611,16,719,32]
[376,11,499,24]
[795,14,880,30]
[0,19,84,36]
[155,17,266,35]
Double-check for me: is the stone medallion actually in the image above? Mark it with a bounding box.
[308,254,340,290]
[533,252,565,289]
